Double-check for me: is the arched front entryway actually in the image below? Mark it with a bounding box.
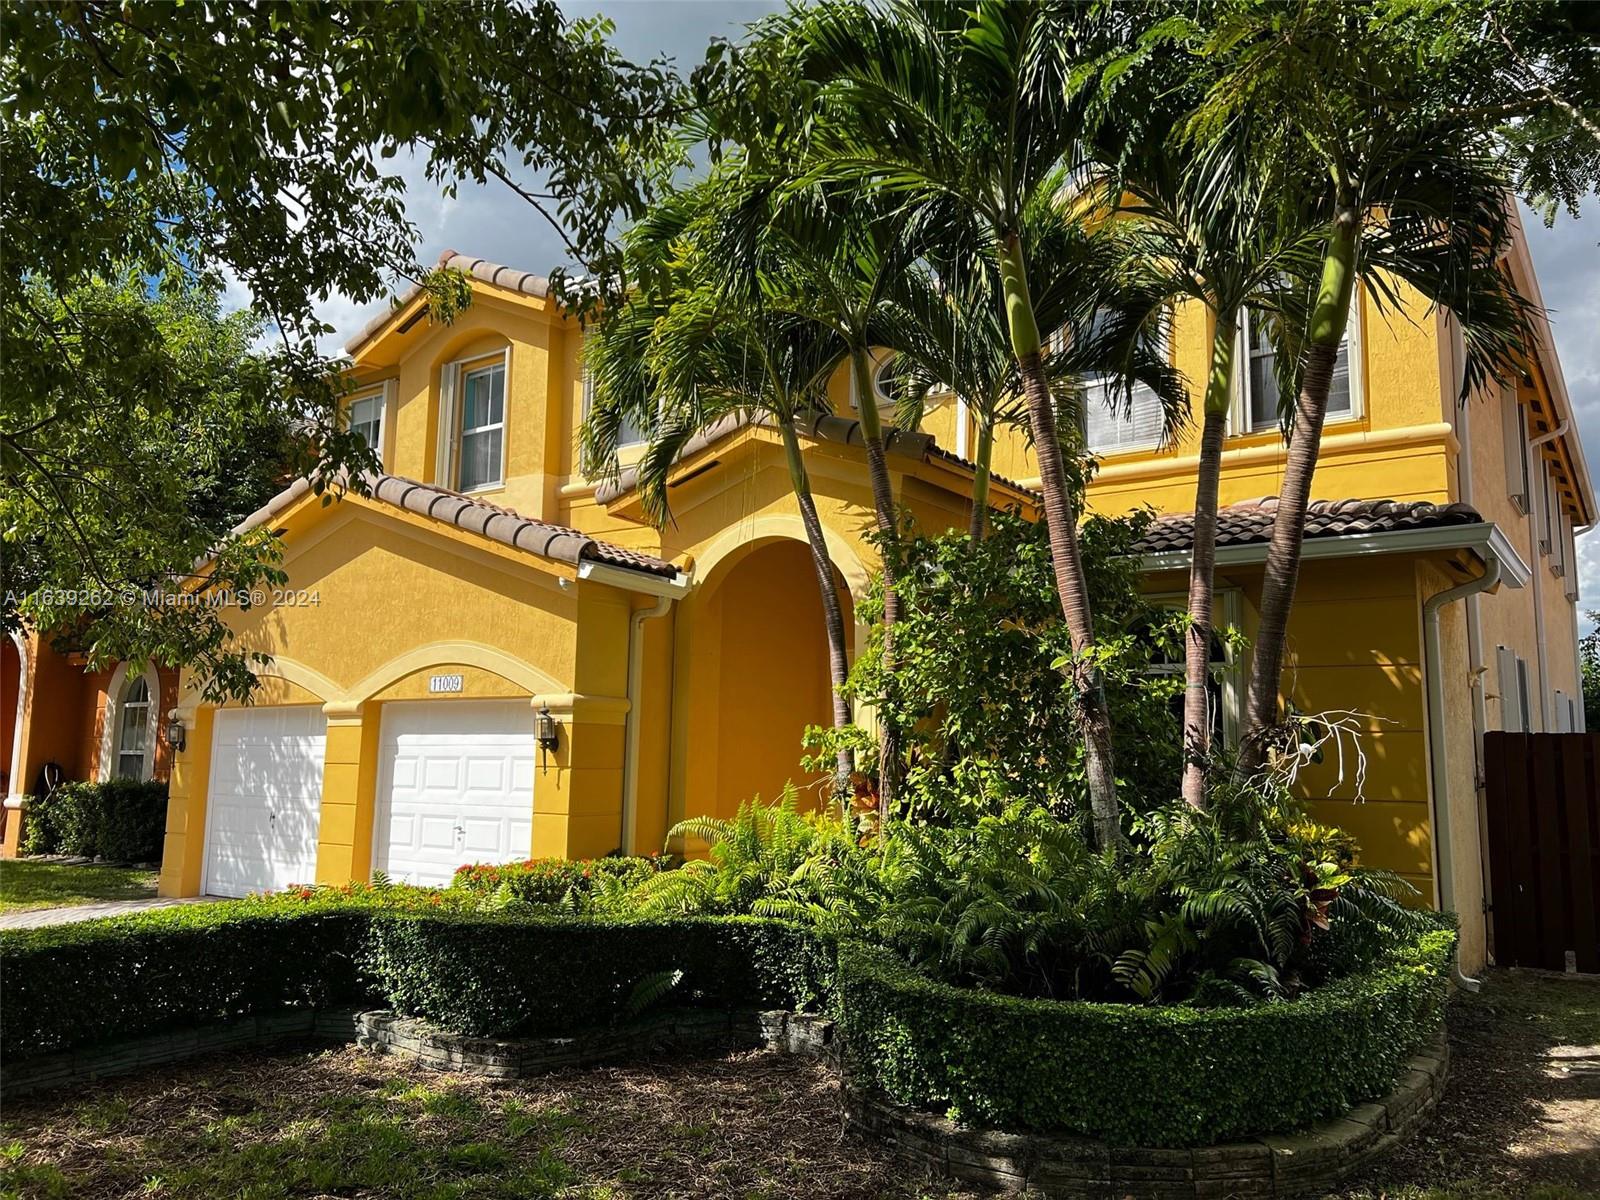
[678,538,857,821]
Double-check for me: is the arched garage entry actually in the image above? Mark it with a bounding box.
[679,538,856,822]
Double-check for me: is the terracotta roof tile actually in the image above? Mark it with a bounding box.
[1134,497,1484,555]
[227,473,678,580]
[593,411,1041,507]
[343,250,553,356]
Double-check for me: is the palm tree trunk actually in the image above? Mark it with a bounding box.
[1181,309,1237,810]
[779,417,855,797]
[851,347,903,823]
[967,411,994,541]
[997,232,1120,850]
[1238,205,1360,777]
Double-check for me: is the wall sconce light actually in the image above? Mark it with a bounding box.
[164,713,187,752]
[535,703,559,754]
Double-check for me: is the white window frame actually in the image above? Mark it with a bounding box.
[1503,382,1530,514]
[98,661,160,783]
[1142,589,1244,749]
[847,350,905,412]
[581,367,646,450]
[1078,321,1173,457]
[1231,291,1364,436]
[346,381,393,467]
[437,349,510,493]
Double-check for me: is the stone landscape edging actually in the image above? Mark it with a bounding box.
[840,1034,1450,1198]
[1,1008,1446,1199]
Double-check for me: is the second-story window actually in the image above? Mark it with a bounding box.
[348,392,384,454]
[458,361,506,492]
[581,368,646,449]
[1077,316,1169,455]
[1237,294,1360,433]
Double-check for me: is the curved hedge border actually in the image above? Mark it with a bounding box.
[835,925,1456,1147]
[1,902,1454,1152]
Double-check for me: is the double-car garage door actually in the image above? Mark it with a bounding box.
[202,700,535,896]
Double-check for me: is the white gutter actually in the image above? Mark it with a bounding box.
[1140,521,1531,584]
[1422,552,1515,993]
[576,560,692,599]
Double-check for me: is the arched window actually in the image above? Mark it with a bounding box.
[101,662,160,783]
[114,675,153,780]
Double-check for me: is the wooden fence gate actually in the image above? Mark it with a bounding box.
[1483,732,1600,973]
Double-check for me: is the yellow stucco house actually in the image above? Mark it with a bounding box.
[9,205,1583,977]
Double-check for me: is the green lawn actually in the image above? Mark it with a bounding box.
[0,858,158,913]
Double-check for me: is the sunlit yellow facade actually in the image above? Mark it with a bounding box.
[153,218,1590,975]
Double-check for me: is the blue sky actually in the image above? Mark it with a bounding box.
[311,1,1599,622]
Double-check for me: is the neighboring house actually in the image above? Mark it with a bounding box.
[2,207,1588,978]
[3,633,178,844]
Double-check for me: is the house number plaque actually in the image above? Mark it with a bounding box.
[428,674,465,694]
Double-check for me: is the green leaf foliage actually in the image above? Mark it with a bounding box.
[835,920,1456,1146]
[19,779,168,863]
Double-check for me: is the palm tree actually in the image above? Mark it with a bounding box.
[582,183,859,796]
[881,207,1184,544]
[1174,2,1541,774]
[1085,114,1324,808]
[785,0,1132,849]
[713,182,920,816]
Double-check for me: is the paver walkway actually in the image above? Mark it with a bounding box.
[0,896,218,931]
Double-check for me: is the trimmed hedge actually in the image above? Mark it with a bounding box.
[834,923,1456,1147]
[364,912,833,1037]
[0,904,369,1059]
[21,779,169,862]
[0,902,833,1061]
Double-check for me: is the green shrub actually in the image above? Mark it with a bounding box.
[449,854,666,910]
[836,510,1189,823]
[834,922,1456,1147]
[0,899,834,1059]
[0,900,371,1059]
[628,791,874,927]
[20,779,168,862]
[362,912,833,1037]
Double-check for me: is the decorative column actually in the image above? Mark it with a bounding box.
[314,700,380,886]
[157,704,213,897]
[529,693,629,860]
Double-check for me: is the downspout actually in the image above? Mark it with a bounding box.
[1447,323,1493,957]
[1422,555,1503,993]
[1526,415,1569,731]
[622,593,674,854]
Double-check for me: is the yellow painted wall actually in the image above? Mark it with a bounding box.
[159,258,1581,937]
[158,491,639,895]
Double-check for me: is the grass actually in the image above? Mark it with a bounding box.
[0,1046,977,1200]
[1335,970,1599,1199]
[0,971,1592,1199]
[0,858,158,913]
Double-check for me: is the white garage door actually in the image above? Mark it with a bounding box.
[205,706,326,897]
[374,700,536,887]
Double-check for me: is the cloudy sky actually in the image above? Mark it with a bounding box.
[323,1,1600,624]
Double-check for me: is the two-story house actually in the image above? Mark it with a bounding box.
[3,208,1588,974]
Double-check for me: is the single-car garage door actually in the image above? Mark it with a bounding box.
[205,706,326,897]
[374,700,536,886]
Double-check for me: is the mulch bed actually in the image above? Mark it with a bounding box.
[1,1041,979,1200]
